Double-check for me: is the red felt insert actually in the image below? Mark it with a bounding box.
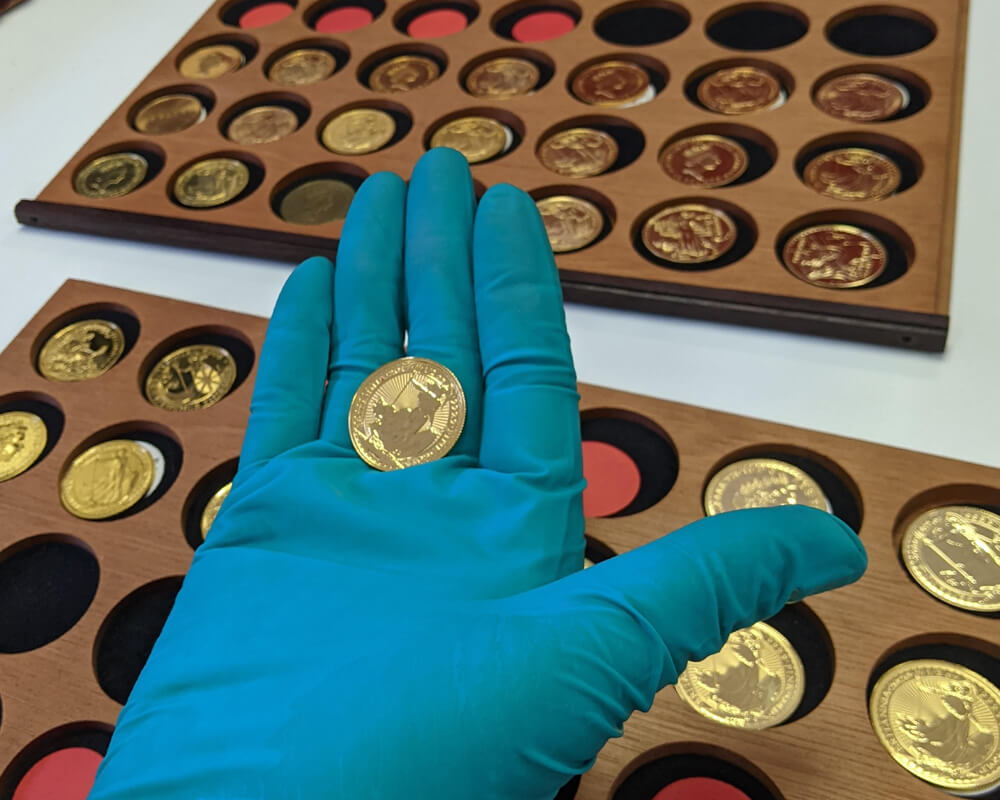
[314,5,374,32]
[407,8,468,38]
[652,777,753,800]
[12,748,103,800]
[581,440,641,518]
[510,10,575,42]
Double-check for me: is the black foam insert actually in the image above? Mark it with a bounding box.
[613,752,778,800]
[707,7,807,51]
[765,603,834,725]
[868,642,1000,696]
[828,13,935,57]
[594,5,689,46]
[584,535,617,564]
[554,774,581,799]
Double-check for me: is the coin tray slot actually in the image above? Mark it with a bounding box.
[593,1,690,47]
[394,0,480,38]
[684,58,795,113]
[424,107,525,162]
[491,0,582,41]
[763,602,835,725]
[0,391,64,470]
[537,115,645,175]
[812,64,931,122]
[219,92,311,141]
[584,534,617,565]
[357,44,448,89]
[0,535,98,654]
[305,0,386,31]
[459,48,555,96]
[567,53,669,105]
[794,133,923,197]
[554,775,581,799]
[660,124,777,187]
[175,34,259,75]
[0,722,112,800]
[69,142,166,199]
[166,151,265,209]
[93,576,184,705]
[270,161,368,222]
[318,100,413,151]
[705,3,809,51]
[263,38,351,82]
[528,185,616,251]
[827,6,937,57]
[580,409,677,517]
[31,303,140,378]
[127,85,216,134]
[868,635,1000,701]
[220,0,297,27]
[183,458,239,550]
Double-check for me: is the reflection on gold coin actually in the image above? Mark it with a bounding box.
[698,66,783,115]
[429,116,509,164]
[60,439,154,519]
[641,203,737,264]
[0,411,47,483]
[870,660,1000,793]
[73,153,148,199]
[145,344,237,411]
[465,57,540,99]
[133,93,206,134]
[783,224,887,289]
[349,357,466,471]
[536,195,604,253]
[815,73,907,123]
[226,105,299,145]
[538,127,618,178]
[173,158,251,208]
[704,458,830,515]
[676,621,805,730]
[368,55,440,93]
[321,108,396,155]
[279,178,355,225]
[178,44,245,79]
[803,147,901,201]
[572,60,650,107]
[267,48,337,86]
[39,319,125,382]
[901,506,1000,613]
[660,134,748,188]
[201,481,232,539]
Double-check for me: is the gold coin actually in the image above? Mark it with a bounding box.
[200,481,232,539]
[465,57,540,99]
[278,178,355,225]
[173,158,250,208]
[226,105,299,145]
[783,224,888,289]
[815,73,907,123]
[267,48,337,86]
[870,659,1000,793]
[536,195,604,253]
[73,152,148,199]
[368,55,440,93]
[0,411,47,483]
[641,203,738,265]
[38,319,125,382]
[901,506,1000,613]
[660,134,749,189]
[429,116,509,164]
[144,344,237,411]
[571,60,650,107]
[321,108,396,155]
[704,458,830,515]
[803,147,901,201]
[676,621,805,730]
[59,439,154,520]
[133,93,205,135]
[178,43,245,79]
[349,357,466,471]
[697,66,783,115]
[538,127,618,178]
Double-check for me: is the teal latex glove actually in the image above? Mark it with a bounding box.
[89,148,866,800]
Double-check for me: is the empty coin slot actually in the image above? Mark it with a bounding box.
[425,108,524,164]
[660,124,776,188]
[812,65,930,122]
[492,1,581,42]
[706,3,808,51]
[271,162,368,225]
[264,38,350,86]
[71,142,165,200]
[460,49,555,98]
[93,576,184,705]
[537,116,644,176]
[593,1,690,46]
[183,458,240,549]
[827,6,936,56]
[176,34,258,79]
[358,44,448,92]
[0,722,112,800]
[319,101,413,154]
[529,185,615,254]
[568,54,668,108]
[128,85,215,136]
[395,0,479,37]
[795,133,922,200]
[32,302,139,382]
[167,151,265,210]
[306,0,385,31]
[221,0,297,28]
[0,391,64,480]
[633,198,756,271]
[219,92,310,145]
[554,775,581,799]
[584,534,617,567]
[685,58,794,114]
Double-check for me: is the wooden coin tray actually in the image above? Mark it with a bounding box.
[14,0,968,352]
[0,278,998,798]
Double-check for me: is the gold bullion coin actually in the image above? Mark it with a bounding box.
[538,128,618,178]
[0,411,47,483]
[783,224,887,289]
[815,73,907,123]
[676,621,805,730]
[145,344,237,411]
[349,357,466,471]
[704,458,830,515]
[321,108,396,155]
[465,57,540,99]
[38,319,125,382]
[870,659,1000,793]
[226,105,299,145]
[173,158,250,208]
[368,55,440,93]
[133,93,206,135]
[267,48,337,86]
[60,439,154,519]
[697,66,783,115]
[803,147,901,201]
[641,203,737,264]
[200,481,232,539]
[73,152,148,199]
[429,116,508,164]
[178,43,245,79]
[572,60,650,107]
[660,134,749,189]
[279,178,355,224]
[536,195,604,253]
[901,506,1000,613]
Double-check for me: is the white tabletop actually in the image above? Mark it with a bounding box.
[1,0,997,468]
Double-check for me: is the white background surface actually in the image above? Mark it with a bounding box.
[0,0,997,468]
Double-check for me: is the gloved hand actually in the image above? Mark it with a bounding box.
[89,148,866,800]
